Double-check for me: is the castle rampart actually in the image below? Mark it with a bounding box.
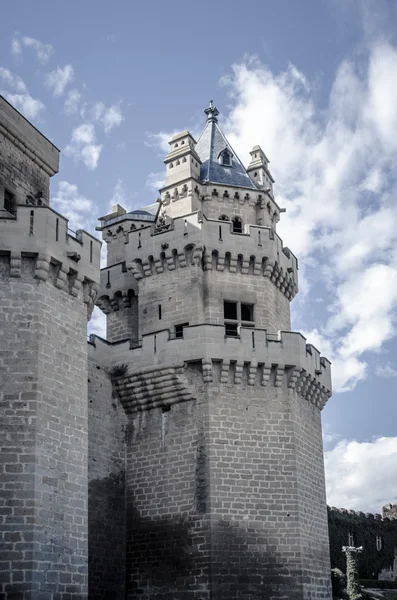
[0,96,101,600]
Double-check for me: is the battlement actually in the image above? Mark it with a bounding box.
[0,204,101,315]
[0,95,59,177]
[113,212,298,299]
[97,261,137,313]
[328,506,383,521]
[88,324,331,413]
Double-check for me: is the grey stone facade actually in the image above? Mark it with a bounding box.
[0,95,333,599]
[94,102,333,599]
[0,96,100,600]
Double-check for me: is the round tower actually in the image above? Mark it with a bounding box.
[0,96,100,600]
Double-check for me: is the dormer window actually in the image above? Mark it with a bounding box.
[219,149,232,167]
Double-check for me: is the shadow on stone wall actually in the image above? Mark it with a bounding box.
[89,471,126,600]
[126,508,305,600]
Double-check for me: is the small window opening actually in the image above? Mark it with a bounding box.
[29,210,34,234]
[241,303,254,322]
[376,536,382,551]
[219,225,222,241]
[219,214,229,221]
[90,240,93,263]
[56,218,59,241]
[175,323,189,339]
[232,217,243,234]
[225,323,238,337]
[158,304,162,320]
[348,533,354,547]
[4,189,15,213]
[221,150,231,166]
[224,301,237,320]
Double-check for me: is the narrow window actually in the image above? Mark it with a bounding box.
[224,301,237,320]
[232,217,243,234]
[252,331,255,348]
[158,304,162,320]
[29,210,34,234]
[258,230,262,246]
[348,533,354,547]
[175,323,189,339]
[222,151,231,166]
[241,303,254,322]
[184,219,188,236]
[106,271,111,288]
[376,536,382,551]
[138,231,141,248]
[4,189,15,213]
[90,240,93,263]
[225,323,238,337]
[56,218,59,241]
[219,225,222,241]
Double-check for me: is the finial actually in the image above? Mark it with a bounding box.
[204,99,219,122]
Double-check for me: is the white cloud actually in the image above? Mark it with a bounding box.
[88,306,106,338]
[108,179,133,212]
[51,181,94,232]
[376,363,397,378]
[64,89,81,115]
[12,35,54,64]
[0,67,27,92]
[92,101,123,132]
[145,130,180,154]
[46,64,74,97]
[325,437,397,512]
[2,92,45,121]
[146,171,165,192]
[64,123,102,170]
[11,38,22,58]
[217,44,397,392]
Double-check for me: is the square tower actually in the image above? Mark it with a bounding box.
[95,101,333,599]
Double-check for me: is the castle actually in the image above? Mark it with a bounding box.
[0,95,333,599]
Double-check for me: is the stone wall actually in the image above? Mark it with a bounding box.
[122,362,331,600]
[87,355,127,599]
[0,257,89,599]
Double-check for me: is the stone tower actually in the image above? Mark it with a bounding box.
[94,101,333,599]
[0,96,100,599]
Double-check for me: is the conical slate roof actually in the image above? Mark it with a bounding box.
[195,101,257,189]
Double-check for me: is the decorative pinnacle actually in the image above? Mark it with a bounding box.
[204,99,219,122]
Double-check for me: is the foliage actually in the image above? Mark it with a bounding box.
[360,580,397,590]
[346,550,363,600]
[328,507,397,578]
[108,363,129,379]
[332,568,348,599]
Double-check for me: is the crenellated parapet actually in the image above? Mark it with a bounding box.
[96,261,138,314]
[0,204,101,318]
[122,212,298,300]
[89,325,331,414]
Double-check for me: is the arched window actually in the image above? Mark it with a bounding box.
[232,216,243,234]
[219,214,229,221]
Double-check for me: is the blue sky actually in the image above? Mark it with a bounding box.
[2,0,397,512]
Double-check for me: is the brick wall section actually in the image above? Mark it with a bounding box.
[125,392,212,600]
[106,296,139,343]
[138,266,205,337]
[0,257,89,600]
[204,269,291,333]
[293,395,332,598]
[123,363,331,600]
[87,357,127,599]
[0,128,50,212]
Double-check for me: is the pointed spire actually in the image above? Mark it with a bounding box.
[204,99,219,123]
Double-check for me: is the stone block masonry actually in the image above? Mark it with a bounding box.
[121,362,332,600]
[0,258,92,599]
[87,354,127,600]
